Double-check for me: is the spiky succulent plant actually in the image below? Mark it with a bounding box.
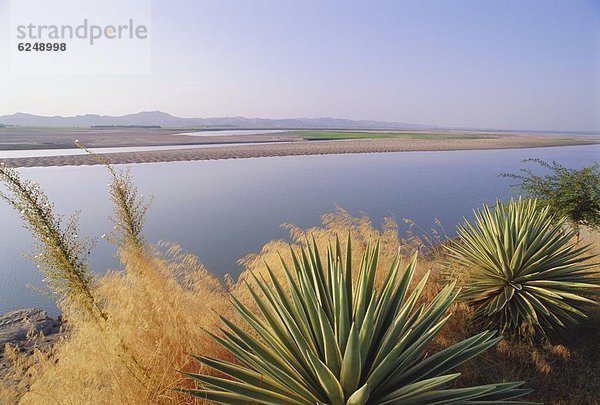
[446,198,599,339]
[183,237,532,404]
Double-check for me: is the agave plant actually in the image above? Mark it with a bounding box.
[446,198,598,339]
[183,237,531,404]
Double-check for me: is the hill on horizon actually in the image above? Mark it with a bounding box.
[0,111,430,130]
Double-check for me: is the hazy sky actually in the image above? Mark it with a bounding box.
[1,0,599,131]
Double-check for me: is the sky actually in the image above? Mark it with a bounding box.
[0,0,599,132]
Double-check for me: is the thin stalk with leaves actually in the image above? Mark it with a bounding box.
[0,162,106,321]
[76,140,152,250]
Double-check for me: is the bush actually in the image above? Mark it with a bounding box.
[446,198,599,340]
[184,238,532,404]
[502,159,600,236]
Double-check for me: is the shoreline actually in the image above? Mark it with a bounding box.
[1,136,597,168]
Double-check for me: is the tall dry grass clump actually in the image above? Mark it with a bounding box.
[1,161,232,403]
[20,244,231,404]
[235,210,441,305]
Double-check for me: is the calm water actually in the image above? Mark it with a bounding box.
[1,145,598,315]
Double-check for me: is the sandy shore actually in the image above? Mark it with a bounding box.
[1,136,597,168]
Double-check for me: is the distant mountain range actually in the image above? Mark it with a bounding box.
[0,111,430,130]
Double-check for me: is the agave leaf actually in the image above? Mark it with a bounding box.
[378,373,461,403]
[369,314,451,393]
[229,292,307,371]
[190,355,303,400]
[218,316,318,391]
[388,331,498,387]
[358,293,377,364]
[305,349,345,404]
[369,271,429,369]
[388,382,533,404]
[345,383,370,405]
[340,323,361,398]
[371,252,409,351]
[184,389,256,404]
[213,327,320,400]
[263,264,318,353]
[184,373,302,405]
[317,301,343,376]
[344,233,353,312]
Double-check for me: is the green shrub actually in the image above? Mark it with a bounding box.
[183,237,532,404]
[446,198,599,340]
[502,159,600,236]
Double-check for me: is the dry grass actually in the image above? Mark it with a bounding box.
[1,343,58,404]
[14,245,231,404]
[1,211,598,404]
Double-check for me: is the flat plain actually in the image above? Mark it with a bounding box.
[0,127,597,168]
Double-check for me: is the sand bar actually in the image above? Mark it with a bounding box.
[1,135,597,168]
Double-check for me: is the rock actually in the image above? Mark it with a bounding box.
[0,309,65,398]
[0,308,61,352]
[0,308,64,381]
